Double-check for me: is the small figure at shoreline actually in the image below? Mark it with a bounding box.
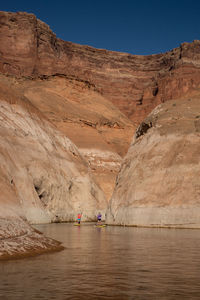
[77,213,82,225]
[97,212,102,225]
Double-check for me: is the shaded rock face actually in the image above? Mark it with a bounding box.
[106,97,200,228]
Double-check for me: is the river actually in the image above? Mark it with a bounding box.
[0,223,200,299]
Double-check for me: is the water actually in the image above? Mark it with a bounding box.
[1,223,200,299]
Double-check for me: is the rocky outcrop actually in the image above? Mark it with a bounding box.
[1,11,200,126]
[106,97,200,228]
[0,217,64,260]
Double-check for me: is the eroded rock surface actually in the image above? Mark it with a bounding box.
[1,11,200,258]
[1,11,200,199]
[0,74,133,200]
[0,217,63,260]
[1,11,200,126]
[21,75,133,200]
[106,97,200,228]
[0,77,106,259]
[0,78,106,222]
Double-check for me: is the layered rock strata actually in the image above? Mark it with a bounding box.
[1,11,200,199]
[21,75,133,200]
[106,97,200,228]
[0,74,133,200]
[1,11,200,125]
[0,78,106,223]
[0,78,106,258]
[0,10,200,257]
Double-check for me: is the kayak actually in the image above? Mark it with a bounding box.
[95,224,106,228]
[74,223,81,226]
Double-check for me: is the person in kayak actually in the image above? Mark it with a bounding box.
[77,213,82,224]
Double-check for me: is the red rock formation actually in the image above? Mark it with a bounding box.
[1,11,200,127]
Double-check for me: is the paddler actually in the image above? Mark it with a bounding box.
[97,212,102,225]
[77,213,82,224]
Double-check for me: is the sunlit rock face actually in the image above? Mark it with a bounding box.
[106,97,200,228]
[0,10,200,259]
[1,11,200,200]
[0,78,107,225]
[0,74,133,201]
[0,71,108,260]
[1,11,200,126]
[21,75,133,200]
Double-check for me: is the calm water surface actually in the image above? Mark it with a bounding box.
[1,223,200,299]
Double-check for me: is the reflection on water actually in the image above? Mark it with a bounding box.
[1,223,200,299]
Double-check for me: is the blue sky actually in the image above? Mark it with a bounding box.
[1,0,200,55]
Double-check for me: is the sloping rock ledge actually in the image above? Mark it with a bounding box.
[0,217,64,260]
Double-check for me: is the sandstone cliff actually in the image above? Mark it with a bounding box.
[0,76,106,222]
[1,11,200,200]
[0,11,136,200]
[0,76,106,259]
[1,10,200,258]
[21,75,133,200]
[106,97,200,228]
[1,11,200,126]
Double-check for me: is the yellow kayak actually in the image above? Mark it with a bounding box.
[95,224,106,228]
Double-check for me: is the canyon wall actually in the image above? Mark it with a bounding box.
[21,75,133,200]
[1,11,200,126]
[1,11,200,201]
[106,97,200,228]
[0,11,137,200]
[0,10,200,259]
[0,76,106,259]
[0,77,106,223]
